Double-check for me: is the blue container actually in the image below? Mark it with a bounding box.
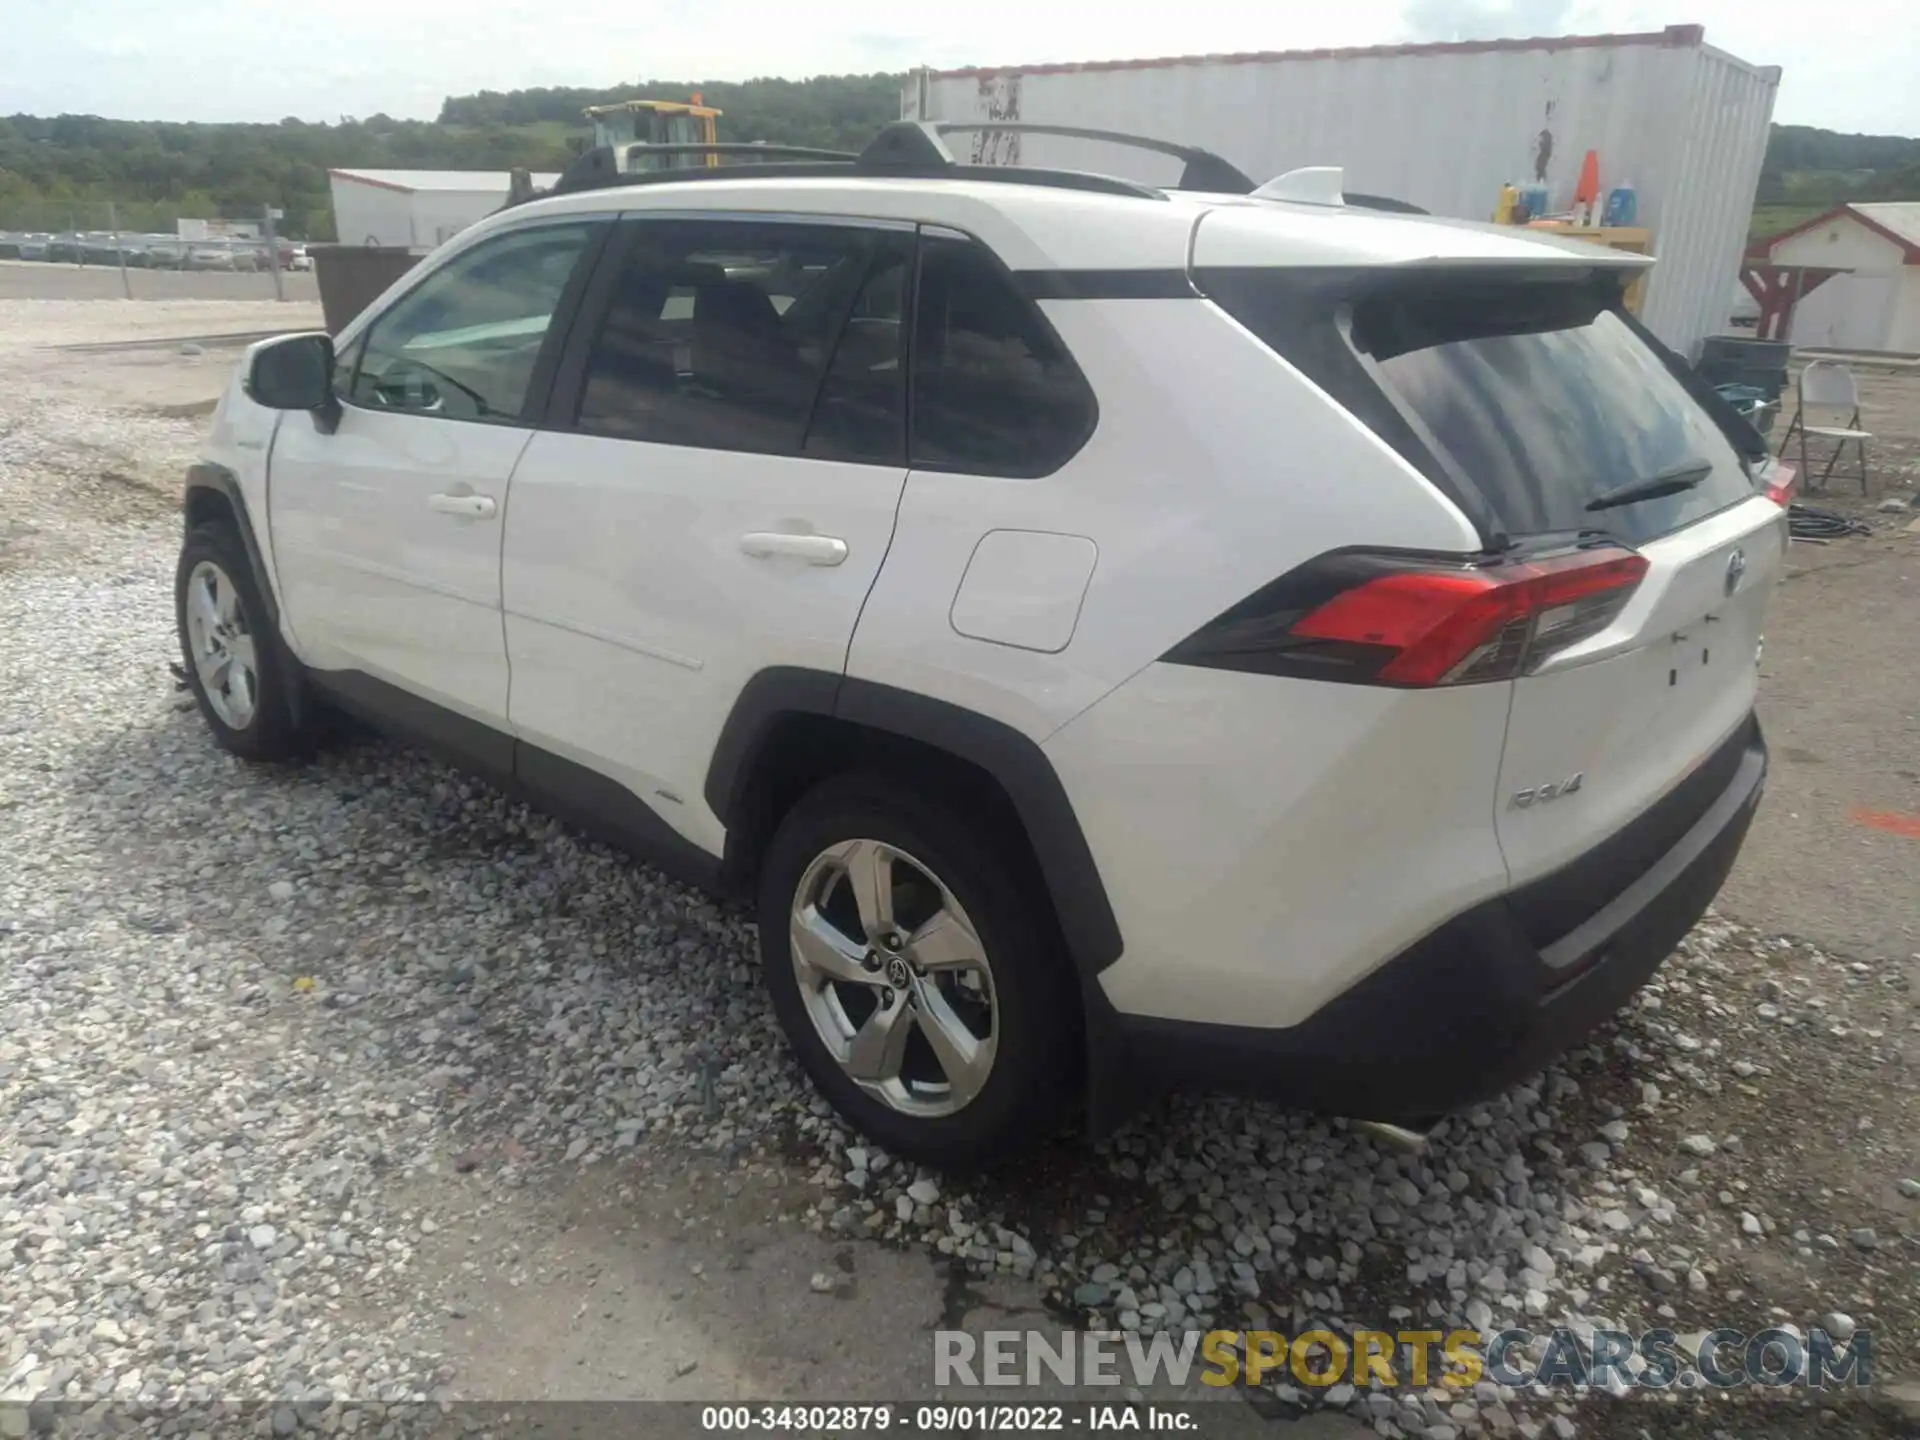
[1602,184,1638,227]
[1519,184,1550,219]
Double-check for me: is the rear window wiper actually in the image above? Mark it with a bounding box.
[1585,459,1713,513]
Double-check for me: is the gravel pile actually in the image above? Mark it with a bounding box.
[3,326,1910,1436]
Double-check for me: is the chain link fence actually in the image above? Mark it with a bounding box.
[0,199,318,302]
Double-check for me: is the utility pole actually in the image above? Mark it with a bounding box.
[107,201,133,300]
[263,204,286,302]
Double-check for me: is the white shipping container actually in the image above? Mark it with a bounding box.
[904,25,1779,358]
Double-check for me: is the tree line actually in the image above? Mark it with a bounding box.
[0,75,898,240]
[1,78,1913,243]
[437,74,902,153]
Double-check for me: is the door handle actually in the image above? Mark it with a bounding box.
[429,493,497,519]
[740,532,849,566]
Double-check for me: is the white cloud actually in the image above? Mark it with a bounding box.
[1403,0,1585,41]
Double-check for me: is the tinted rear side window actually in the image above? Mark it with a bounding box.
[1203,268,1754,546]
[910,236,1095,476]
[575,218,884,456]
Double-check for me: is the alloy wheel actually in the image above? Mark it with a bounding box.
[184,560,259,730]
[789,838,999,1118]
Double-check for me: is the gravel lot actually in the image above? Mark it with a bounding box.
[2,302,1916,1438]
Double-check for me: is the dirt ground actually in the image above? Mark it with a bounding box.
[1719,359,1920,959]
[2,302,1916,1436]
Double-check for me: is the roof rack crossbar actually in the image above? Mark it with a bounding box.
[616,142,859,162]
[544,142,862,198]
[533,121,1264,205]
[537,141,1168,203]
[880,120,1256,194]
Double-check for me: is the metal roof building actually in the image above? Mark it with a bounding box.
[328,168,561,251]
[1749,202,1920,352]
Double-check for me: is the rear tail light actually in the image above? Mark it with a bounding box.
[1163,546,1649,687]
[1761,460,1797,507]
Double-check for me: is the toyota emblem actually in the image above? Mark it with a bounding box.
[1724,548,1747,597]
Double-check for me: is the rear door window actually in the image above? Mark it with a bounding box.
[574,218,887,457]
[1203,268,1754,546]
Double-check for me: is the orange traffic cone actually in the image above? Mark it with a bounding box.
[1572,149,1601,226]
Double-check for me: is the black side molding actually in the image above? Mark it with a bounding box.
[305,669,724,893]
[306,669,515,789]
[183,460,279,627]
[705,668,1124,977]
[516,744,724,893]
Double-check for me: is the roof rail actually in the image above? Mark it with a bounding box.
[622,142,859,162]
[525,121,1262,206]
[1344,192,1430,215]
[866,120,1255,193]
[532,137,1168,204]
[544,142,859,198]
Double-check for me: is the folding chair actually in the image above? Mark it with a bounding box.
[1777,361,1871,494]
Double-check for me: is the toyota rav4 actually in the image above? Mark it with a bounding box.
[175,122,1786,1167]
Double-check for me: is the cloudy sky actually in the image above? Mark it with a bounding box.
[5,0,1916,135]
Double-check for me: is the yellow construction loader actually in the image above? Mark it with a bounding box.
[581,97,723,170]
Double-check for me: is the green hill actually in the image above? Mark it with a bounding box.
[1748,125,1920,239]
[0,75,899,240]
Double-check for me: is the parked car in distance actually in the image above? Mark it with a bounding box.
[16,233,52,261]
[175,123,1788,1167]
[79,237,150,267]
[146,239,188,269]
[287,245,313,271]
[186,244,237,271]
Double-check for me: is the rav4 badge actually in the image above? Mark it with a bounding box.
[1511,773,1584,809]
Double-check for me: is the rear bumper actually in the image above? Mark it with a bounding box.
[1093,716,1766,1125]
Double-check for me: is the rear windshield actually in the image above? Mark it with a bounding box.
[1201,267,1756,547]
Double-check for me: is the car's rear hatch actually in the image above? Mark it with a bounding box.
[1191,209,1786,923]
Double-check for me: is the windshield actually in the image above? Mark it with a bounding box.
[1201,266,1757,547]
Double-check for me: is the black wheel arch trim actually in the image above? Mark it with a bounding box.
[182,458,316,730]
[704,667,1124,977]
[183,460,279,628]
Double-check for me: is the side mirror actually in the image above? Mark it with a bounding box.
[247,332,337,415]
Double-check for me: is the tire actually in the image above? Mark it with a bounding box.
[175,520,311,762]
[757,772,1077,1170]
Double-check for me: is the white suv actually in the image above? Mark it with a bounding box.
[177,123,1786,1168]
